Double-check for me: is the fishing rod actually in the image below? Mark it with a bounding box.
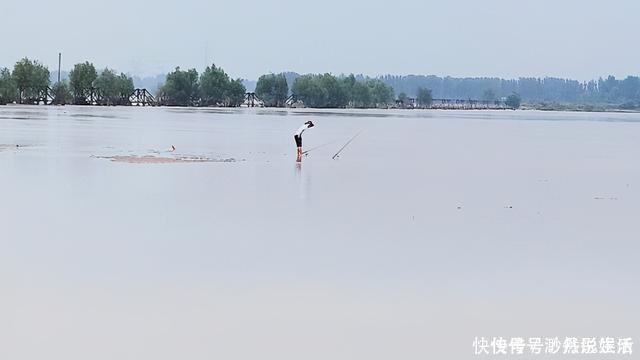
[332,130,364,160]
[302,140,338,156]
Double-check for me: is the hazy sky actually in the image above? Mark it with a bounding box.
[1,0,638,80]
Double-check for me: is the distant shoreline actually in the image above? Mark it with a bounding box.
[2,102,640,115]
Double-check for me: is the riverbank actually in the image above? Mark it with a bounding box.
[5,101,640,114]
[525,102,640,113]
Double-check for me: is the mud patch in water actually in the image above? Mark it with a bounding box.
[94,154,240,164]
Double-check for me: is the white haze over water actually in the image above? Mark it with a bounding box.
[0,106,639,360]
[0,0,639,80]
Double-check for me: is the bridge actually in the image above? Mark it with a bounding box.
[244,92,263,107]
[20,87,159,106]
[14,89,509,110]
[22,89,294,107]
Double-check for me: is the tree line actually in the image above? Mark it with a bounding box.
[0,58,135,105]
[253,73,398,108]
[12,56,637,109]
[379,74,640,107]
[157,65,246,107]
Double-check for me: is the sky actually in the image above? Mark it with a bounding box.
[0,0,638,81]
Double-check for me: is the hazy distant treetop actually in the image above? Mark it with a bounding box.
[483,89,496,101]
[505,93,521,109]
[416,87,432,107]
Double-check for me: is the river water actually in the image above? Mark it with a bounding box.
[1,105,638,360]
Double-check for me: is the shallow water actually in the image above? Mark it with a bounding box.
[1,105,639,360]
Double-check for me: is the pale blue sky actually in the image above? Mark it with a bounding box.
[0,0,638,80]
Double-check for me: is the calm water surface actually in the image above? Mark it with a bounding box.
[1,105,638,360]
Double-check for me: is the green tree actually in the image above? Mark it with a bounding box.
[293,74,392,108]
[94,68,119,105]
[255,73,288,107]
[200,64,229,106]
[292,73,349,108]
[505,93,521,109]
[0,68,17,104]
[292,74,327,108]
[12,58,50,104]
[158,67,199,106]
[224,78,246,107]
[620,76,640,101]
[350,81,371,108]
[341,74,357,104]
[69,62,97,104]
[368,79,394,107]
[116,73,135,104]
[416,87,433,108]
[51,81,72,105]
[85,69,133,105]
[319,74,348,108]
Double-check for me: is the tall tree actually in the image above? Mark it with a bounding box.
[416,87,433,108]
[255,73,288,107]
[620,76,640,101]
[350,81,371,108]
[51,81,72,105]
[341,74,357,103]
[93,69,133,105]
[224,78,247,107]
[319,74,348,108]
[200,64,229,106]
[158,67,199,106]
[368,79,394,107]
[69,62,97,104]
[94,68,119,105]
[116,73,135,103]
[0,68,17,104]
[12,58,50,104]
[292,74,327,108]
[506,93,521,109]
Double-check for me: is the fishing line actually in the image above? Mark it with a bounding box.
[332,130,364,160]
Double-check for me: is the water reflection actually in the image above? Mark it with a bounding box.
[295,161,311,200]
[69,113,126,120]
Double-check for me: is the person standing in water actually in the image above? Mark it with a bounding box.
[294,120,314,162]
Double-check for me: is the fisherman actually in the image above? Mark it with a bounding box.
[294,120,314,162]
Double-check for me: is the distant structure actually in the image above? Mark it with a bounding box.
[429,98,507,110]
[129,89,157,106]
[395,98,416,109]
[244,92,263,107]
[57,53,62,84]
[31,87,158,106]
[285,94,304,108]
